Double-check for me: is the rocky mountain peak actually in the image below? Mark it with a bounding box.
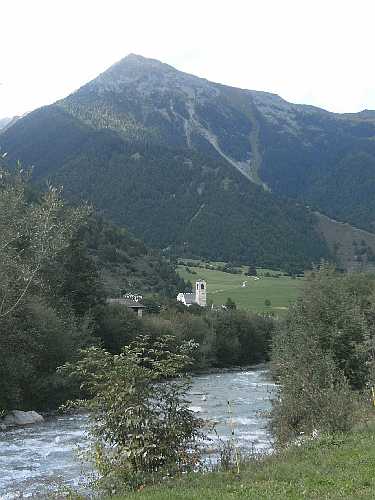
[87,53,181,92]
[82,53,215,99]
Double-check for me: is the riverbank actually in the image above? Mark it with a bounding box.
[117,422,375,499]
[0,369,273,498]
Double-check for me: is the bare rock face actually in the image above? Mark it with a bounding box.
[2,410,44,427]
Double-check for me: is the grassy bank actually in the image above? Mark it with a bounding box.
[177,264,303,314]
[116,423,375,499]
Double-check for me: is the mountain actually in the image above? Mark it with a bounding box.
[0,117,17,132]
[315,212,375,272]
[81,215,188,297]
[2,54,374,271]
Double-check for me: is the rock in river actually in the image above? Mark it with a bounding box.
[2,410,44,427]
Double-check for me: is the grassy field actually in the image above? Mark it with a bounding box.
[177,264,304,314]
[116,423,375,499]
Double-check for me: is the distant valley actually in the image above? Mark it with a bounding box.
[1,54,375,272]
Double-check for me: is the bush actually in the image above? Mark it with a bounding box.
[60,335,205,494]
[270,264,375,445]
[271,324,359,445]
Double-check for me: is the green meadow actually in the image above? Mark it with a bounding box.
[177,264,304,314]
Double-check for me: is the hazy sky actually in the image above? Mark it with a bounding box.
[2,0,375,117]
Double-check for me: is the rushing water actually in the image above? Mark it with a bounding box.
[0,367,274,498]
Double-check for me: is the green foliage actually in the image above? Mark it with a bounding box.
[0,164,92,412]
[93,303,144,353]
[225,297,237,310]
[288,265,372,389]
[0,297,93,411]
[212,310,273,367]
[80,216,187,297]
[42,234,105,316]
[163,312,216,369]
[270,264,375,445]
[0,163,88,318]
[59,336,204,494]
[271,324,358,445]
[142,306,273,370]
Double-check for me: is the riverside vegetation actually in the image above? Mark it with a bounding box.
[0,163,273,416]
[62,265,375,497]
[2,163,375,497]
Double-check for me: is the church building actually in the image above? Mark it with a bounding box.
[177,279,207,307]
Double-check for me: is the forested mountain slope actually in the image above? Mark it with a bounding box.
[80,216,188,297]
[0,106,329,271]
[57,54,375,231]
[2,54,374,270]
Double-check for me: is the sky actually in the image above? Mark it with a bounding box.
[1,0,375,117]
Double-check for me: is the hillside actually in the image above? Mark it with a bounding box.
[59,54,375,231]
[0,111,329,271]
[2,54,374,270]
[315,212,375,271]
[177,263,303,313]
[81,216,187,297]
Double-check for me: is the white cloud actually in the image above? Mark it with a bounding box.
[1,0,375,116]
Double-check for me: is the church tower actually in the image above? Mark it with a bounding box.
[195,279,207,307]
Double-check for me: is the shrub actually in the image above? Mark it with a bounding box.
[271,324,358,445]
[59,335,205,494]
[269,264,375,445]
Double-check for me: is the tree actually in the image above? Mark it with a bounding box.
[225,297,237,310]
[42,235,105,316]
[93,303,144,352]
[0,162,89,317]
[0,162,91,413]
[271,322,358,445]
[270,263,375,444]
[213,310,272,367]
[288,264,371,389]
[246,265,257,276]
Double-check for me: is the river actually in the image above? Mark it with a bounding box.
[0,367,274,498]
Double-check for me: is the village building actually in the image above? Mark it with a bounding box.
[177,279,207,307]
[107,295,146,318]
